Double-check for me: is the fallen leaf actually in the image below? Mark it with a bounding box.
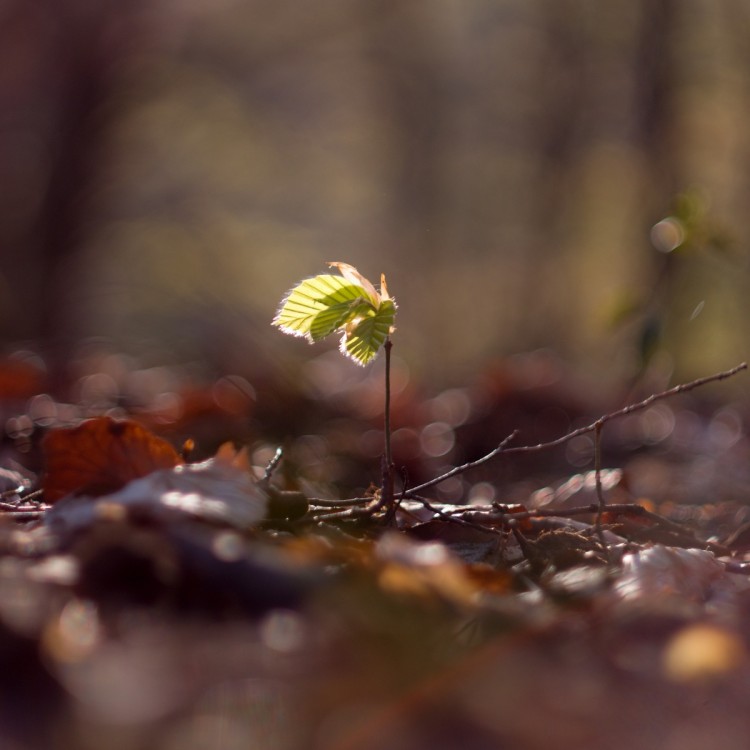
[213,441,251,471]
[375,532,478,606]
[42,417,181,503]
[45,458,267,531]
[610,545,750,609]
[407,521,511,565]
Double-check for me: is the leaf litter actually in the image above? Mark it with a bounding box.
[0,361,750,748]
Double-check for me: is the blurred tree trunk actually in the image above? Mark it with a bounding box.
[0,1,147,389]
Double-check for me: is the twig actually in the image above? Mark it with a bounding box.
[402,362,747,497]
[456,501,674,526]
[455,502,726,553]
[307,496,372,508]
[262,447,284,483]
[404,431,519,496]
[410,494,505,537]
[501,362,747,456]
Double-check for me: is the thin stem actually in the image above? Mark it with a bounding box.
[381,336,395,515]
[383,337,393,468]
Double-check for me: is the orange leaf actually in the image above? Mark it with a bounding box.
[42,417,181,503]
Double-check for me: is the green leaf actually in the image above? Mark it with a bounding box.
[309,298,371,342]
[273,275,369,341]
[273,264,396,366]
[341,299,396,365]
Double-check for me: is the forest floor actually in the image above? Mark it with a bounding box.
[1,351,750,750]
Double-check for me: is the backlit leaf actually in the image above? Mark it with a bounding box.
[309,298,370,343]
[272,263,396,366]
[327,262,380,306]
[341,299,396,365]
[273,275,365,340]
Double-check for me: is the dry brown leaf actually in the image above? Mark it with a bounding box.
[42,417,181,503]
[213,441,251,471]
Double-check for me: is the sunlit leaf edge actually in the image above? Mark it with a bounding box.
[272,275,369,340]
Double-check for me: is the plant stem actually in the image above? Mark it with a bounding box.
[384,337,393,468]
[382,337,395,515]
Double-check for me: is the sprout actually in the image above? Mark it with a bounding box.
[273,262,396,366]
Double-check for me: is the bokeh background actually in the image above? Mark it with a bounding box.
[1,0,749,395]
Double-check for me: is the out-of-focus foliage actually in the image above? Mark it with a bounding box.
[1,0,749,393]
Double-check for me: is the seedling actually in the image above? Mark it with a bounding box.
[273,264,747,541]
[273,262,398,509]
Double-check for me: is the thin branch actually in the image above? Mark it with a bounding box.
[405,430,519,496]
[410,494,505,537]
[308,496,372,508]
[403,362,747,497]
[454,502,726,553]
[501,362,747,456]
[262,447,284,483]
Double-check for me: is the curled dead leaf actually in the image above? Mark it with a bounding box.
[42,417,181,503]
[45,458,268,532]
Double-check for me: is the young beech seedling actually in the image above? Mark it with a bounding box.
[273,262,396,366]
[273,262,398,510]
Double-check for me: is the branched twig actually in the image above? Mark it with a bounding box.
[304,363,747,533]
[454,502,726,553]
[402,362,747,498]
[410,494,505,537]
[501,362,747,456]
